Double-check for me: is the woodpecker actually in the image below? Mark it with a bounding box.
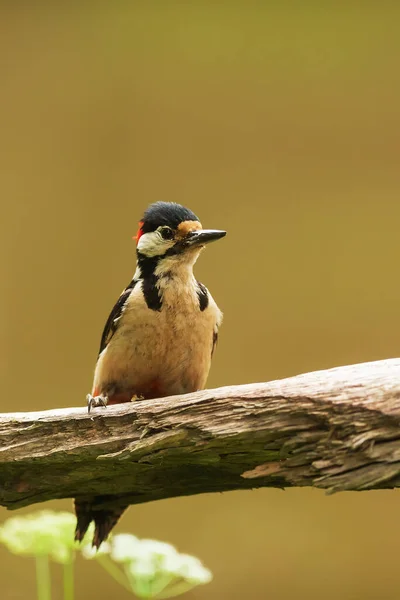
[74,201,226,548]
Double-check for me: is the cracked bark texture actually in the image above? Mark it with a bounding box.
[1,358,400,514]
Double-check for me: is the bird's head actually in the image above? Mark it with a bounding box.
[134,202,226,274]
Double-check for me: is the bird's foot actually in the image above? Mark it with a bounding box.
[87,394,108,413]
[131,394,145,402]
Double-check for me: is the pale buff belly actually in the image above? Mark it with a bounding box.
[93,284,218,399]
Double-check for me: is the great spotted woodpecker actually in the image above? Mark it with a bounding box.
[74,201,226,548]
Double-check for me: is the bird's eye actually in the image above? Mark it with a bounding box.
[159,226,174,240]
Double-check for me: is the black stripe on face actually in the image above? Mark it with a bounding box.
[136,253,162,310]
[164,242,186,257]
[137,254,160,278]
[142,274,162,311]
[197,282,209,311]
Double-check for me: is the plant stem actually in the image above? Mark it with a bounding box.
[63,561,74,600]
[156,581,194,599]
[35,555,51,600]
[123,564,143,595]
[97,556,132,592]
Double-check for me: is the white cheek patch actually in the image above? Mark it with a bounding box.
[137,231,174,257]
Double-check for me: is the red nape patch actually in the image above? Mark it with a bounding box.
[133,220,145,244]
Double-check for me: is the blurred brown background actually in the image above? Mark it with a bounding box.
[1,3,400,599]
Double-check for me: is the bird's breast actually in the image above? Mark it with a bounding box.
[93,278,221,398]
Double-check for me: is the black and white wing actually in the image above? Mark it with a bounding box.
[98,279,137,355]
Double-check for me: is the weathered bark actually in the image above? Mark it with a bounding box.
[2,359,400,513]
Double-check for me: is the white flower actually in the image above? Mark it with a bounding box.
[109,534,212,598]
[81,540,111,560]
[0,511,77,564]
[110,533,141,562]
[163,553,212,584]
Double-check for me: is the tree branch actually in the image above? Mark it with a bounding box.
[2,359,400,513]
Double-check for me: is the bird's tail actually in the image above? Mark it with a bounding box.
[74,498,128,549]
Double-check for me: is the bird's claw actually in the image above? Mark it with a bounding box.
[87,394,108,413]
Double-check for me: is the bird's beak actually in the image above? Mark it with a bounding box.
[185,229,227,247]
